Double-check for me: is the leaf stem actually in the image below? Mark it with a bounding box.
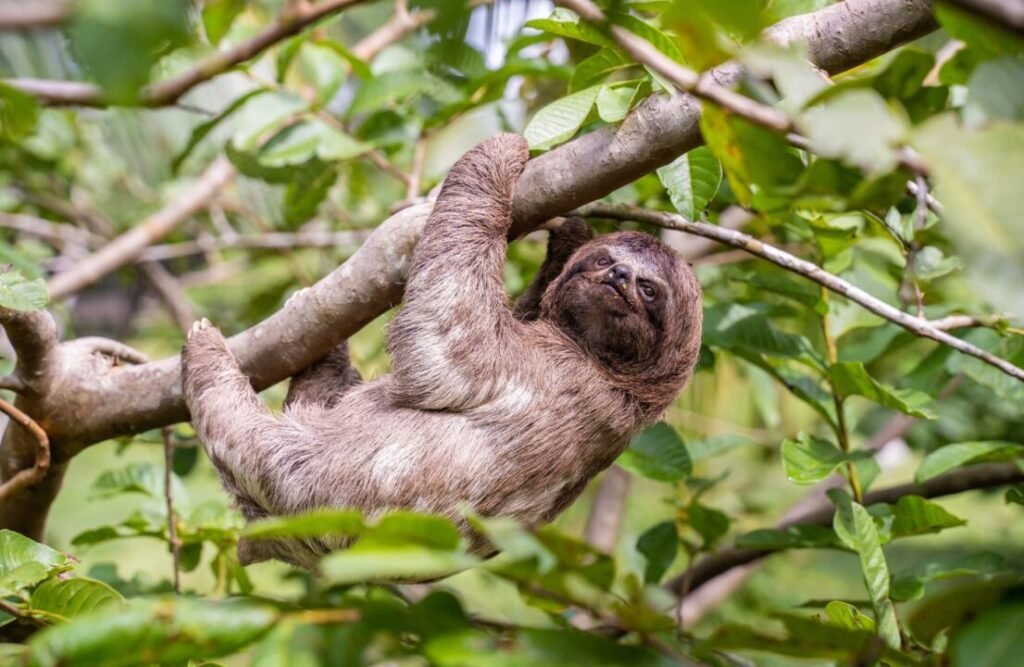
[819,288,863,503]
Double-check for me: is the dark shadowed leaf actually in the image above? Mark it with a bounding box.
[617,422,692,482]
[636,522,678,584]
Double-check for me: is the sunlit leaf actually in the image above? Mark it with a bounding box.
[915,441,1023,483]
[824,601,875,632]
[29,578,124,621]
[829,361,935,418]
[656,146,722,220]
[524,84,602,150]
[525,8,616,49]
[0,270,48,311]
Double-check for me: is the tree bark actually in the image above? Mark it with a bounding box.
[0,0,939,537]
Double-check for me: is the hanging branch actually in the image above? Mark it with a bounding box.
[0,2,68,30]
[576,203,1024,383]
[4,0,369,107]
[0,398,50,502]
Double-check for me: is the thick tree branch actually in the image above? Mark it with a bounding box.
[667,462,1024,595]
[584,466,631,552]
[46,157,236,300]
[0,2,68,30]
[577,203,1024,383]
[4,0,367,107]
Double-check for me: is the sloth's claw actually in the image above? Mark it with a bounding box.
[188,318,212,340]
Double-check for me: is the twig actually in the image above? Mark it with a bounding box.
[348,5,436,61]
[0,212,105,248]
[139,230,372,262]
[576,203,1024,383]
[667,462,1024,595]
[0,1,68,30]
[0,398,50,502]
[4,0,368,107]
[406,136,429,201]
[47,157,236,300]
[162,427,182,594]
[138,263,195,332]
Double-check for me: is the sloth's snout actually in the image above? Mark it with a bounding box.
[604,264,633,286]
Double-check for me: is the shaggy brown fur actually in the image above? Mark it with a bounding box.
[181,134,703,569]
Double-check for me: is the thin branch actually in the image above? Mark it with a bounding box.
[668,462,1024,595]
[576,203,1024,383]
[138,262,195,333]
[162,427,182,594]
[406,136,429,201]
[138,229,373,262]
[47,157,236,300]
[0,212,105,249]
[349,6,436,61]
[945,0,1024,36]
[0,398,50,502]
[0,1,69,30]
[4,0,368,107]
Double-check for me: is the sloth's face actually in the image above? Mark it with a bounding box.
[545,232,700,371]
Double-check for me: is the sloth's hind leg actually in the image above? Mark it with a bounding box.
[283,342,361,411]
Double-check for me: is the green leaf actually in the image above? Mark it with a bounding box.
[700,104,804,209]
[363,511,464,551]
[735,524,843,551]
[259,120,372,167]
[0,531,69,580]
[636,522,677,584]
[829,361,935,418]
[26,597,276,667]
[950,601,1024,667]
[616,422,691,482]
[799,89,906,174]
[320,546,478,584]
[887,495,966,539]
[829,489,901,649]
[912,245,963,281]
[915,441,1023,483]
[609,11,682,61]
[781,433,867,485]
[250,620,320,667]
[469,515,557,574]
[824,601,876,632]
[595,84,636,123]
[29,578,124,621]
[0,562,50,597]
[202,0,246,46]
[524,84,602,150]
[0,82,40,140]
[243,509,366,540]
[965,57,1024,123]
[0,270,48,311]
[68,0,191,104]
[525,9,616,49]
[891,552,1011,601]
[172,88,267,174]
[1006,486,1024,506]
[688,503,730,549]
[283,162,338,226]
[90,462,182,501]
[703,303,814,359]
[348,69,463,117]
[231,91,307,150]
[571,49,631,92]
[656,147,722,220]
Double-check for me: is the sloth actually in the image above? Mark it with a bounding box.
[181,134,703,569]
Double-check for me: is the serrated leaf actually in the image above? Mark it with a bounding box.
[90,463,183,501]
[829,361,935,418]
[616,422,691,482]
[26,597,276,667]
[0,271,48,311]
[829,489,901,649]
[657,146,722,220]
[524,84,601,150]
[915,441,1023,483]
[29,578,124,621]
[636,522,677,584]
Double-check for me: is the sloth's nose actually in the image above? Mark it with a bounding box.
[606,264,632,285]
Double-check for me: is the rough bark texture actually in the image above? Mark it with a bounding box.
[0,0,939,538]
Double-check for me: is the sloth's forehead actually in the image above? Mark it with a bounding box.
[598,240,679,277]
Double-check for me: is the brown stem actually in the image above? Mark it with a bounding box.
[0,398,50,502]
[583,466,630,552]
[0,2,68,30]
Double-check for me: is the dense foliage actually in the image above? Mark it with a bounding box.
[1,0,1023,665]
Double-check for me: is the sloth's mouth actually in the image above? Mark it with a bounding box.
[599,280,634,309]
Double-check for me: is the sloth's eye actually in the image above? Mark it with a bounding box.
[639,283,657,301]
[595,256,613,268]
